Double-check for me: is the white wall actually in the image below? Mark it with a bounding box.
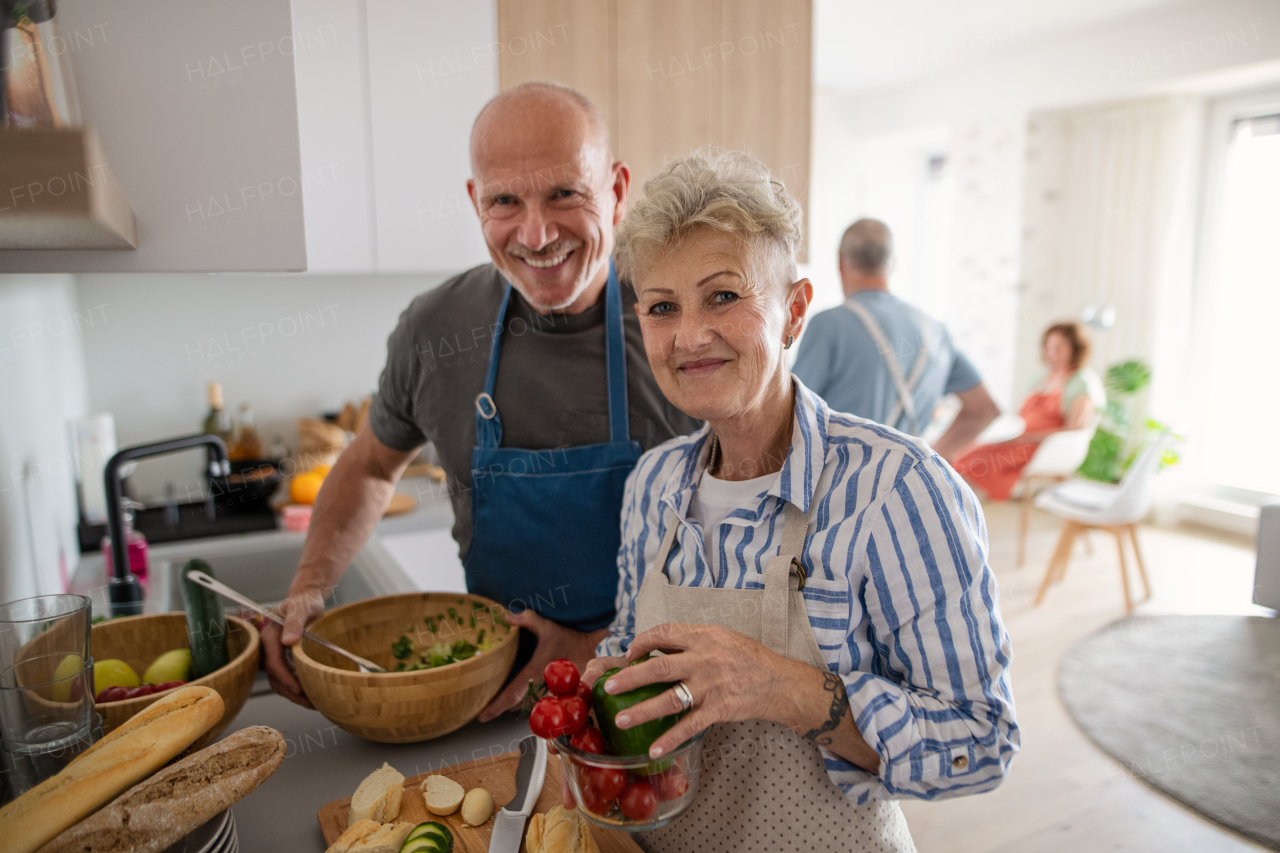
[0,276,89,603]
[74,273,445,500]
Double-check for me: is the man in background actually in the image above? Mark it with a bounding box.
[793,218,1000,461]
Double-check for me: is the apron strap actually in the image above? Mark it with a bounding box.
[842,299,930,435]
[474,262,629,449]
[604,260,631,443]
[475,284,514,449]
[762,502,810,657]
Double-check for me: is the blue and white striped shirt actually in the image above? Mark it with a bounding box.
[598,377,1019,803]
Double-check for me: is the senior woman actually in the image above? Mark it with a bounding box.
[575,150,1019,852]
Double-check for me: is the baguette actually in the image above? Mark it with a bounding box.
[526,806,601,853]
[0,685,224,853]
[348,762,404,826]
[36,725,286,853]
[422,773,464,815]
[325,820,414,853]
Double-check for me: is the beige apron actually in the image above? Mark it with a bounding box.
[633,501,916,853]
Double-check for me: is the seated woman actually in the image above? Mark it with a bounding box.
[576,150,1018,852]
[951,322,1105,501]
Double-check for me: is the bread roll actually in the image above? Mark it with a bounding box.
[0,685,224,853]
[422,774,465,816]
[526,806,601,853]
[348,763,404,826]
[325,820,414,853]
[461,786,495,825]
[35,725,285,853]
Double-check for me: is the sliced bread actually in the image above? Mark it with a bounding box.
[421,774,465,816]
[347,763,404,827]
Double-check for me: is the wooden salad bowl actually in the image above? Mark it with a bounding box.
[91,613,259,740]
[292,592,519,744]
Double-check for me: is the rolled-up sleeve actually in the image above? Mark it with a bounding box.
[841,454,1018,800]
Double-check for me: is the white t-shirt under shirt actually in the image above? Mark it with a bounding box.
[687,468,779,581]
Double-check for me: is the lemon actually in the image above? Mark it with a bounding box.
[289,465,330,505]
[49,654,84,702]
[143,648,192,685]
[94,658,140,693]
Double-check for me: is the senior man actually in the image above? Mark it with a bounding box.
[262,82,698,720]
[793,219,1000,461]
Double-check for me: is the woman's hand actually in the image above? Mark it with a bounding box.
[599,623,801,758]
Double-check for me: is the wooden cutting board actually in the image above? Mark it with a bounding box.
[316,751,642,853]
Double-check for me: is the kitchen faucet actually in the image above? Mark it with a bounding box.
[103,434,230,616]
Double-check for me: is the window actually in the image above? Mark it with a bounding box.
[1198,103,1280,496]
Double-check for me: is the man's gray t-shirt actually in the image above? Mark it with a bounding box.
[792,290,982,434]
[369,263,700,556]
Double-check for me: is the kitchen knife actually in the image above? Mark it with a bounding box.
[489,735,548,853]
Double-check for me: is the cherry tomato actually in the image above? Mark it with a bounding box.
[543,659,580,697]
[618,779,657,821]
[578,779,612,814]
[153,680,186,691]
[528,696,568,739]
[588,766,627,801]
[575,679,592,705]
[570,725,606,755]
[559,694,589,736]
[652,765,689,801]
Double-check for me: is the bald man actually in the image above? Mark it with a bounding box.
[794,219,999,459]
[262,83,698,719]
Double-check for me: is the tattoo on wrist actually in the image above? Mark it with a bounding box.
[802,672,849,746]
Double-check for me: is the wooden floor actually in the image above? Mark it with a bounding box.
[898,500,1273,853]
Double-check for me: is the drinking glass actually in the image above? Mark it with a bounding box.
[0,595,94,755]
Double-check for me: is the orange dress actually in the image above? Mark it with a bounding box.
[952,390,1065,501]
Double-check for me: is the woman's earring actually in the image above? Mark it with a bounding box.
[785,334,795,350]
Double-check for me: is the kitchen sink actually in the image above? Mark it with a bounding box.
[73,532,416,618]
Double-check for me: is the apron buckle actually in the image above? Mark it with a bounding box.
[791,557,807,590]
[475,392,498,420]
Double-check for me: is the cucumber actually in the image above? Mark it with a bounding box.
[179,559,230,678]
[400,821,451,852]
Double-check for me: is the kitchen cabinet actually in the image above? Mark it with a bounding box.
[363,0,496,273]
[291,0,498,274]
[0,0,307,273]
[498,0,812,256]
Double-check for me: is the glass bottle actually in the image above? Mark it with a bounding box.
[202,382,233,448]
[231,402,261,461]
[2,0,83,128]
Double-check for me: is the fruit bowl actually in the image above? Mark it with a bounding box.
[91,613,259,740]
[292,592,519,743]
[555,728,707,831]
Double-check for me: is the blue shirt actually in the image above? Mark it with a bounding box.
[793,291,982,435]
[600,378,1019,804]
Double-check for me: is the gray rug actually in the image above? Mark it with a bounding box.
[1058,615,1280,850]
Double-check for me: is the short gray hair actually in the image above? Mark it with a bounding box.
[615,148,802,288]
[839,219,892,275]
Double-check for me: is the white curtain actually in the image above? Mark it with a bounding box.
[1017,97,1199,427]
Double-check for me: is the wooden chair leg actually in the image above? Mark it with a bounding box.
[1128,524,1152,601]
[1017,491,1031,568]
[1035,521,1080,605]
[1113,529,1133,613]
[1080,530,1094,557]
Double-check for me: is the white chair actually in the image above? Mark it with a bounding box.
[1032,431,1172,613]
[1015,428,1096,566]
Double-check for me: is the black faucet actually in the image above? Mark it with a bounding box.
[103,435,230,617]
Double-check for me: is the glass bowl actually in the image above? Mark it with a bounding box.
[555,728,707,831]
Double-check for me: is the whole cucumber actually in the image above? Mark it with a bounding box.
[592,660,686,759]
[180,559,230,677]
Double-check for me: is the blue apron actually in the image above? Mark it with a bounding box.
[464,262,642,631]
